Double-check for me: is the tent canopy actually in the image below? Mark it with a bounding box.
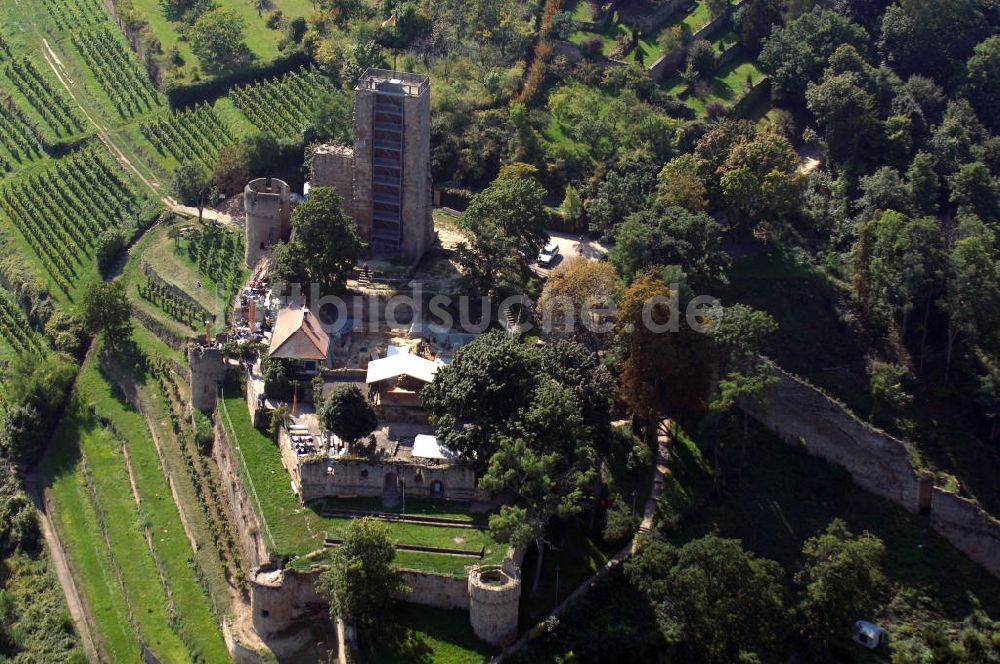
[365,345,441,384]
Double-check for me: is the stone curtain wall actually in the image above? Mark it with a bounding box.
[929,488,1000,577]
[395,570,470,609]
[745,366,1000,578]
[213,416,271,569]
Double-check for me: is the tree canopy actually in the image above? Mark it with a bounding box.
[456,175,549,296]
[317,518,408,645]
[318,384,378,447]
[270,187,364,296]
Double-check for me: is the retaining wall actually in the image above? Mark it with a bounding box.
[638,0,689,33]
[141,259,215,324]
[746,366,1000,578]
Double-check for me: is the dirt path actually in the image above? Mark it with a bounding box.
[39,39,238,228]
[24,474,103,664]
[493,420,673,662]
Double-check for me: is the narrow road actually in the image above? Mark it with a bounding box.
[24,474,102,664]
[493,420,673,662]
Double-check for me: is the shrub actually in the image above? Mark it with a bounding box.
[705,101,727,118]
[580,35,604,58]
[686,39,716,79]
[95,223,131,276]
[193,410,214,453]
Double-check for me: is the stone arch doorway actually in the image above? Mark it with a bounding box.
[382,472,400,508]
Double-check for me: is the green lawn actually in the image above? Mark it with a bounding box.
[323,496,486,524]
[359,605,495,664]
[219,386,324,556]
[40,413,144,664]
[684,59,763,114]
[125,0,316,84]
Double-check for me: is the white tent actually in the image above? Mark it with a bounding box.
[365,346,442,384]
[412,434,454,460]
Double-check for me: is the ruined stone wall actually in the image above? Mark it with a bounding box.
[249,564,503,635]
[311,145,356,219]
[214,415,271,569]
[745,369,923,509]
[395,569,470,610]
[297,457,481,503]
[928,488,1000,577]
[746,366,1000,579]
[142,260,215,324]
[638,0,688,32]
[250,567,327,638]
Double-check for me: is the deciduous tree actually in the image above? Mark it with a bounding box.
[189,9,251,74]
[625,534,785,663]
[270,187,363,295]
[795,520,887,651]
[317,518,408,644]
[456,175,548,296]
[319,385,377,447]
[82,281,132,349]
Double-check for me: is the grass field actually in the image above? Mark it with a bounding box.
[125,0,315,84]
[41,357,229,664]
[359,604,495,664]
[668,58,764,115]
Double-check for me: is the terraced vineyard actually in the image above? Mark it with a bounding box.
[4,57,84,137]
[184,223,246,294]
[73,26,160,119]
[0,98,43,173]
[230,67,330,138]
[0,289,43,355]
[0,149,143,293]
[141,104,236,169]
[40,0,107,31]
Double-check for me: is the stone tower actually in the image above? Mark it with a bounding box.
[244,177,291,268]
[311,144,355,219]
[189,343,227,411]
[311,69,434,265]
[467,565,521,646]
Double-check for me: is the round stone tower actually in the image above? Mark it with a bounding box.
[467,565,521,646]
[188,342,227,412]
[244,177,291,268]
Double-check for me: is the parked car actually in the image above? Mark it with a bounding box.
[853,621,887,649]
[537,241,560,267]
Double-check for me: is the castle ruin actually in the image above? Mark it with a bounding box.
[244,177,291,268]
